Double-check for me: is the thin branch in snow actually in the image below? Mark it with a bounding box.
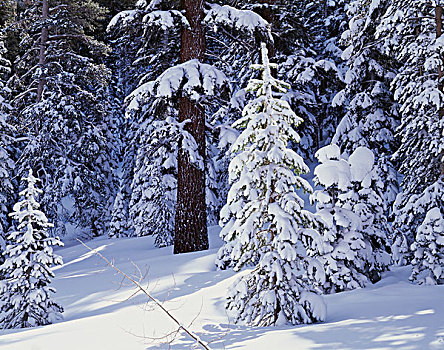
[76,239,212,350]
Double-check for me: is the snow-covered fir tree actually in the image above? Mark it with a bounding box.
[309,145,391,293]
[220,43,326,326]
[124,59,229,243]
[0,33,15,252]
[346,147,392,282]
[108,189,130,239]
[333,0,399,214]
[0,170,63,329]
[107,0,273,243]
[376,1,444,264]
[410,204,444,285]
[284,0,349,150]
[13,0,116,237]
[394,178,444,268]
[128,113,178,246]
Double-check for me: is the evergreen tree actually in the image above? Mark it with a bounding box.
[128,114,178,246]
[108,0,273,246]
[0,170,63,329]
[376,1,444,263]
[125,59,229,245]
[346,147,392,282]
[333,0,399,214]
[0,32,15,252]
[393,179,444,267]
[220,43,325,326]
[108,189,130,238]
[285,0,350,151]
[309,145,391,293]
[13,0,116,237]
[410,204,444,285]
[0,0,18,65]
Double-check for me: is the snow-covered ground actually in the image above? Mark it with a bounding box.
[1,226,443,350]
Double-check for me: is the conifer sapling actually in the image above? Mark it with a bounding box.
[220,43,326,326]
[0,170,63,329]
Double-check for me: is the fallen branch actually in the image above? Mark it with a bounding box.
[76,239,211,350]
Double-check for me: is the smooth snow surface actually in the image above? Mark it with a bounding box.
[1,226,443,349]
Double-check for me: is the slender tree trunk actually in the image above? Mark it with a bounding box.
[436,6,443,94]
[36,0,49,103]
[435,6,444,175]
[174,0,208,254]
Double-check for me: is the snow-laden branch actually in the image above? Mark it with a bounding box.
[142,10,189,30]
[107,10,140,31]
[126,59,229,113]
[204,4,272,42]
[108,7,188,32]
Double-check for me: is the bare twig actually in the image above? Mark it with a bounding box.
[76,239,211,350]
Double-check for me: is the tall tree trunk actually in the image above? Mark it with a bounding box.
[436,6,443,95]
[435,5,444,175]
[174,0,208,253]
[36,0,49,103]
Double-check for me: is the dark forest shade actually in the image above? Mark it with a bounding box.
[174,0,209,253]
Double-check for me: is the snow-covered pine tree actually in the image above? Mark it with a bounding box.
[410,205,444,285]
[376,1,444,264]
[125,60,229,246]
[0,0,19,66]
[0,170,63,329]
[333,0,399,215]
[221,43,325,326]
[346,147,392,282]
[108,0,275,245]
[309,144,367,292]
[108,189,130,239]
[394,178,444,268]
[13,0,116,237]
[281,0,349,152]
[309,145,391,293]
[0,32,15,254]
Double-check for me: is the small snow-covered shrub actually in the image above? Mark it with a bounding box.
[309,144,391,293]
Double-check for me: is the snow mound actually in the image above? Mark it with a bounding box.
[349,146,375,182]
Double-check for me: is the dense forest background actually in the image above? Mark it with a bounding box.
[0,0,443,329]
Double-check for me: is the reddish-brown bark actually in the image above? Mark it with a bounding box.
[174,0,209,253]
